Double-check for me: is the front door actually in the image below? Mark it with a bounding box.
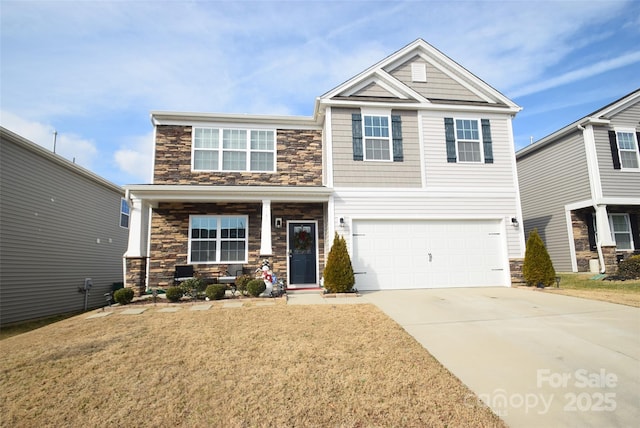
[288,222,317,286]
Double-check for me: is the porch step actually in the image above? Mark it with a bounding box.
[286,287,323,294]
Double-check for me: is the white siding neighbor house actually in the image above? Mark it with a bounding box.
[123,39,525,293]
[1,127,128,325]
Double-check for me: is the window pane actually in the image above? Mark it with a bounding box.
[617,132,635,150]
[120,213,129,228]
[620,151,639,168]
[223,129,247,149]
[194,150,218,170]
[458,141,481,162]
[611,215,630,232]
[364,115,389,138]
[614,233,632,250]
[192,217,217,239]
[221,241,246,262]
[456,119,479,140]
[222,151,246,170]
[365,138,391,160]
[250,130,274,150]
[194,128,219,148]
[221,217,246,239]
[191,240,216,262]
[121,199,130,215]
[250,152,274,171]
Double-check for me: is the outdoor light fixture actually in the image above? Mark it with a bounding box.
[275,218,282,229]
[511,217,519,227]
[339,217,345,228]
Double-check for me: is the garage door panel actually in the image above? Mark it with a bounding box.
[353,220,507,290]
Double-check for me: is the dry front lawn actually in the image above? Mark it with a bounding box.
[544,273,640,307]
[1,303,504,427]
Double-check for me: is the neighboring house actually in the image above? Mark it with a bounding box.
[516,89,640,273]
[124,39,525,292]
[0,127,128,325]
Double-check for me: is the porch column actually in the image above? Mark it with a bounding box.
[125,197,147,257]
[594,205,615,246]
[260,199,273,256]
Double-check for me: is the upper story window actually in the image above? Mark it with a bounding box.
[351,112,403,162]
[445,117,494,164]
[616,131,639,169]
[363,115,391,161]
[192,127,275,172]
[120,198,130,228]
[189,215,248,263]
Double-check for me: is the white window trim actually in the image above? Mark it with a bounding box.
[615,128,640,170]
[362,113,392,162]
[454,118,484,164]
[119,198,130,229]
[188,215,249,264]
[191,127,277,173]
[608,213,634,251]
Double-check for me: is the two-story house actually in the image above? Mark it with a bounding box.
[517,89,640,274]
[123,39,525,293]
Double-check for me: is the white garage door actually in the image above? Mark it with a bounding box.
[352,219,507,290]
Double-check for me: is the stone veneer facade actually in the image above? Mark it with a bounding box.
[153,126,323,186]
[148,202,325,288]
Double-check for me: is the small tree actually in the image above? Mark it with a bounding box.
[522,229,556,287]
[323,232,355,293]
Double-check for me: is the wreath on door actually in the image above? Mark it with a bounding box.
[293,229,312,251]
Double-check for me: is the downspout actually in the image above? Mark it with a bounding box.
[578,123,607,274]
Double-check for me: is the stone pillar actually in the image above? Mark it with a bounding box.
[125,257,147,297]
[601,246,618,274]
[509,258,525,286]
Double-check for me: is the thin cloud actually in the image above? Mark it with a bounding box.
[510,51,640,98]
[114,132,154,184]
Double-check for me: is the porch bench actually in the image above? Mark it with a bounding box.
[217,264,244,284]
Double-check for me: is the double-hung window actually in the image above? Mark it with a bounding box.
[609,214,634,250]
[119,198,130,228]
[363,115,391,161]
[189,215,248,263]
[616,131,639,169]
[192,127,275,172]
[455,119,482,162]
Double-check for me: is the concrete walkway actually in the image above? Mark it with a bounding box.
[360,287,640,428]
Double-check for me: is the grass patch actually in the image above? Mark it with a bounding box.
[544,273,640,307]
[0,312,82,341]
[1,304,505,427]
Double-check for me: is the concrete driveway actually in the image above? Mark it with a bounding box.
[360,287,639,428]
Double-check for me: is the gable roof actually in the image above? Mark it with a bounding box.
[516,88,640,158]
[319,38,521,113]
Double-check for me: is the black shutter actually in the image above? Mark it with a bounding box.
[608,130,621,169]
[481,118,493,164]
[630,214,640,250]
[586,212,597,251]
[391,115,403,162]
[444,118,456,163]
[352,113,363,161]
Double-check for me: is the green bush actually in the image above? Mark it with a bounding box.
[206,284,227,300]
[179,278,204,296]
[235,274,252,295]
[165,286,184,302]
[522,229,556,287]
[323,232,355,293]
[246,279,266,297]
[113,287,134,305]
[617,255,640,279]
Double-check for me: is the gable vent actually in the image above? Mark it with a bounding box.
[411,63,427,82]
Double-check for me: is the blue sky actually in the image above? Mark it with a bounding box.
[2,0,639,186]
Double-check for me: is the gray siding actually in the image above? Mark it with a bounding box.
[389,56,485,102]
[353,82,395,98]
[517,131,591,271]
[1,131,128,325]
[331,108,422,187]
[598,102,640,198]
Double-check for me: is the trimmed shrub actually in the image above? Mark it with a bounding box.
[179,278,204,297]
[206,284,227,300]
[522,229,556,287]
[113,287,134,305]
[235,274,252,295]
[617,255,640,280]
[246,279,266,297]
[165,286,184,302]
[323,232,355,293]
